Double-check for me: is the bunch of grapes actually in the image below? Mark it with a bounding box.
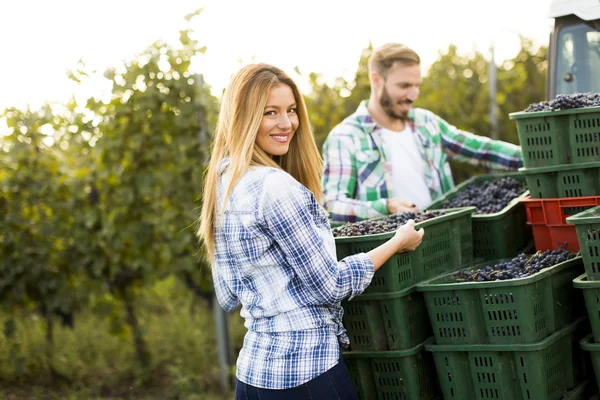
[332,211,444,238]
[454,249,578,282]
[525,92,600,112]
[439,177,527,215]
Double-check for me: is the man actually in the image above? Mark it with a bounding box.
[321,43,523,224]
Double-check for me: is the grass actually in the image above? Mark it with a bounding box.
[0,385,235,400]
[0,276,245,399]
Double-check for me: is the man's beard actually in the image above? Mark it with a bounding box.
[380,86,411,121]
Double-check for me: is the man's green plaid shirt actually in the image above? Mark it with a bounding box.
[321,100,523,224]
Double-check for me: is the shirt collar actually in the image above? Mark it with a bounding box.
[217,157,231,176]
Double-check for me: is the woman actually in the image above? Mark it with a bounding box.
[198,64,424,399]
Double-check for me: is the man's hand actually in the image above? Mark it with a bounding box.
[386,197,419,214]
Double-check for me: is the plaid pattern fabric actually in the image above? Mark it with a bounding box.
[322,100,523,224]
[212,158,374,389]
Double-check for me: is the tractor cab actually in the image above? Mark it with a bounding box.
[547,0,600,98]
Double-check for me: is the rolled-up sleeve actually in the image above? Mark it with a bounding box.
[436,113,523,170]
[259,171,374,304]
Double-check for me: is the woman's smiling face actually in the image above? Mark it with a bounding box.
[255,83,298,156]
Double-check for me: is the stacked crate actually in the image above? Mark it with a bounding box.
[415,256,590,400]
[510,104,600,396]
[335,207,476,400]
[569,205,600,396]
[334,102,600,399]
[508,106,600,252]
[397,104,600,398]
[382,105,600,399]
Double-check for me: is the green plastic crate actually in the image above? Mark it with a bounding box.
[335,207,476,295]
[426,172,532,260]
[519,161,600,199]
[567,206,600,281]
[579,335,600,399]
[344,337,439,400]
[425,318,590,400]
[509,106,600,168]
[415,257,585,345]
[342,285,432,351]
[573,273,600,343]
[561,380,598,400]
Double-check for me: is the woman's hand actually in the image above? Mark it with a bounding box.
[366,219,425,271]
[392,219,424,253]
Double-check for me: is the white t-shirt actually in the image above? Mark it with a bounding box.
[380,127,432,210]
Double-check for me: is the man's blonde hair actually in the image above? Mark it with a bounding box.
[368,43,421,79]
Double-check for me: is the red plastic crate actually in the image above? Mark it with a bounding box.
[521,195,600,252]
[529,224,580,252]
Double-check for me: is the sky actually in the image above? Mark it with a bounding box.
[0,0,557,112]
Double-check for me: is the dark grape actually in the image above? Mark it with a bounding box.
[331,211,444,238]
[439,177,527,215]
[524,92,600,112]
[453,249,578,282]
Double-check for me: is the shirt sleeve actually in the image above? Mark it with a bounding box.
[321,129,389,224]
[436,115,524,170]
[259,171,375,304]
[212,267,241,312]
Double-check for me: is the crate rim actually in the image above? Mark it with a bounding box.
[345,283,417,302]
[415,256,583,291]
[343,336,435,359]
[333,206,476,243]
[518,160,600,175]
[579,333,595,351]
[508,105,600,120]
[562,380,599,400]
[521,194,600,204]
[565,205,600,225]
[424,317,585,353]
[572,272,600,289]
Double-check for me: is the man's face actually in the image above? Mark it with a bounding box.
[376,62,422,121]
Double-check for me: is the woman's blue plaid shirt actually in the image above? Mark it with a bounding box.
[212,159,374,389]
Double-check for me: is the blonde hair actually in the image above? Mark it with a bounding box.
[198,64,323,262]
[368,43,421,79]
